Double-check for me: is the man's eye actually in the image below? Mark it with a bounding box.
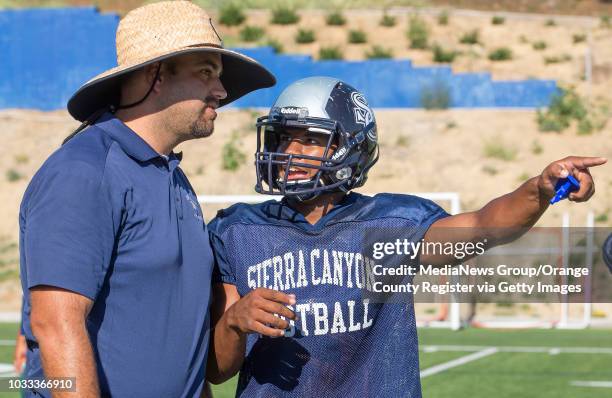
[306,138,320,145]
[201,69,212,77]
[279,135,291,142]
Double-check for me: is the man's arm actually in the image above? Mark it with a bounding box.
[206,285,296,385]
[423,156,607,265]
[30,286,99,398]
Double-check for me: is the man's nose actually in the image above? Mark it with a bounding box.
[211,77,228,100]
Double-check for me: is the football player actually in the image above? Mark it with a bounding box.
[206,77,605,396]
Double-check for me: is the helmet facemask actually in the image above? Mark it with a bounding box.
[255,113,359,200]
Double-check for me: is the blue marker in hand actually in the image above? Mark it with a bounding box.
[550,175,580,204]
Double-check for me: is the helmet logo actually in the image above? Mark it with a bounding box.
[331,145,348,160]
[351,92,373,127]
[278,106,309,118]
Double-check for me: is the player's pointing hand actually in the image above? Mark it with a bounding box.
[226,288,297,337]
[537,156,607,203]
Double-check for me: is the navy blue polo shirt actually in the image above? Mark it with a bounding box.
[19,112,213,397]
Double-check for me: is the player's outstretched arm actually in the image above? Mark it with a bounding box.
[423,156,607,266]
[206,285,296,384]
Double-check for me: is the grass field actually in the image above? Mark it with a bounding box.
[1,323,611,397]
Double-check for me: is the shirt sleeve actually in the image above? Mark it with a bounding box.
[208,227,236,286]
[23,161,117,301]
[418,198,451,230]
[390,195,451,243]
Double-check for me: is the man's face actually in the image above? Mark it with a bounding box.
[157,52,227,140]
[277,128,336,182]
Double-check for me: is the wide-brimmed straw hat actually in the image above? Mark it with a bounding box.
[67,0,276,122]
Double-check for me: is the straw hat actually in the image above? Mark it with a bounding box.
[67,0,276,122]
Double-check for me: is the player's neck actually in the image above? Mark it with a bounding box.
[288,192,347,225]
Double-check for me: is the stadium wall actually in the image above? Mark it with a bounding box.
[0,7,559,111]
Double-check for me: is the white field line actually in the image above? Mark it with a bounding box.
[0,340,15,346]
[570,381,612,388]
[0,363,17,377]
[420,347,498,378]
[421,345,612,355]
[0,312,21,323]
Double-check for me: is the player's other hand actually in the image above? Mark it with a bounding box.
[226,288,297,338]
[13,332,27,374]
[537,156,607,202]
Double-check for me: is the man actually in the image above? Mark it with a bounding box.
[206,77,606,396]
[19,1,274,397]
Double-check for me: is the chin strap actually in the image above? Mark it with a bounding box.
[111,63,162,112]
[62,107,108,145]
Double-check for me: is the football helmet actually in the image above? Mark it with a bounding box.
[255,76,379,200]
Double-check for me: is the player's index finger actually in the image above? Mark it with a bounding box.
[572,156,607,168]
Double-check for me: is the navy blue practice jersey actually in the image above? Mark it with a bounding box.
[209,192,449,397]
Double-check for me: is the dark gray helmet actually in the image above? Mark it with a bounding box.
[255,76,379,199]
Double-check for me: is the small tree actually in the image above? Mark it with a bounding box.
[222,133,246,171]
[437,10,449,25]
[488,47,513,61]
[380,12,396,27]
[219,3,245,26]
[239,26,264,42]
[319,46,344,60]
[407,16,429,49]
[348,29,367,44]
[295,29,315,44]
[267,38,283,54]
[491,15,506,25]
[420,81,451,109]
[326,11,346,26]
[271,7,299,25]
[432,44,458,63]
[532,41,547,51]
[365,46,393,59]
[459,30,480,45]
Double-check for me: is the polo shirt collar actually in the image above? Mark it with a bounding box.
[95,112,176,163]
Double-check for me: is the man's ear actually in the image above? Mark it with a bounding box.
[143,62,163,92]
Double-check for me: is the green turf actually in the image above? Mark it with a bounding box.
[421,352,612,398]
[418,327,612,347]
[2,324,611,397]
[419,350,476,369]
[0,386,20,397]
[0,322,19,398]
[210,376,238,398]
[0,322,18,364]
[418,328,612,398]
[0,324,18,339]
[0,387,20,397]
